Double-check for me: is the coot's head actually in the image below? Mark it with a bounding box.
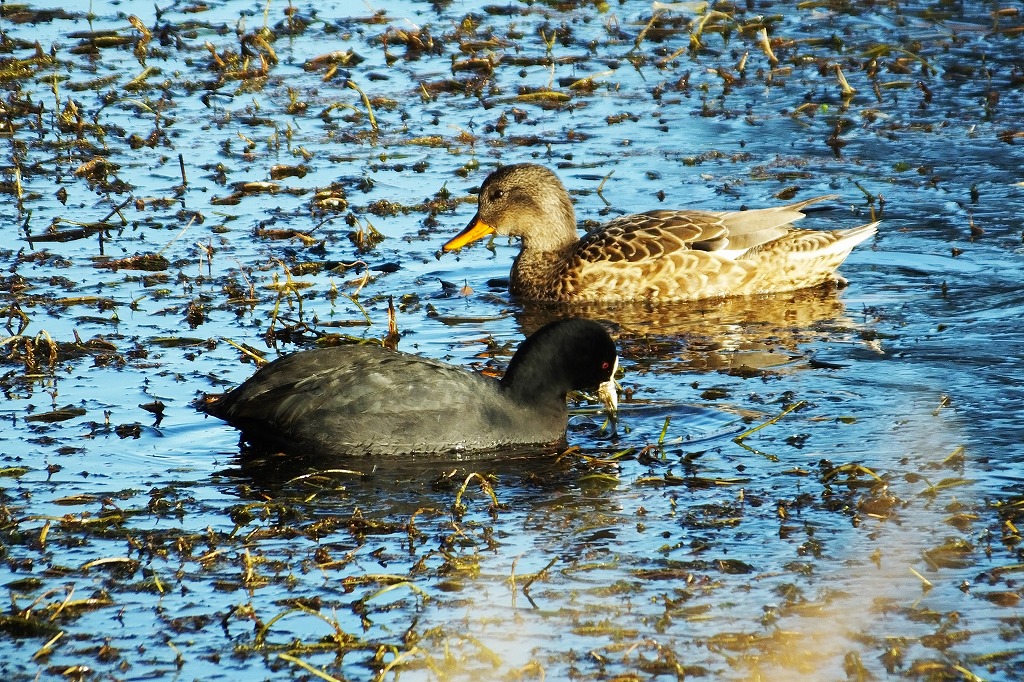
[501,318,618,413]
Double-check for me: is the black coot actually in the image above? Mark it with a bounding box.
[200,318,618,457]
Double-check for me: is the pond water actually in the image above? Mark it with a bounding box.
[1,0,1023,680]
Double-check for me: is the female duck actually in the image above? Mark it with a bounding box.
[443,163,877,302]
[200,318,618,457]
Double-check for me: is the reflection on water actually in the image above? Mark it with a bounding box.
[514,285,864,374]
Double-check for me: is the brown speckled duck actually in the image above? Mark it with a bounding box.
[442,163,878,302]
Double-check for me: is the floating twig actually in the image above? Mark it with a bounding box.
[520,556,559,609]
[31,631,64,661]
[279,653,343,682]
[346,80,378,131]
[758,28,779,65]
[155,216,196,257]
[733,400,806,443]
[835,64,857,96]
[631,11,662,53]
[596,170,614,207]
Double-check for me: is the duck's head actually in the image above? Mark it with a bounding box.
[443,163,578,253]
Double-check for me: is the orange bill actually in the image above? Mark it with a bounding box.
[442,215,495,252]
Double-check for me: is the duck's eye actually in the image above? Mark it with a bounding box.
[489,189,504,201]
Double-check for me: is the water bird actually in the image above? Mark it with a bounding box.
[442,163,878,302]
[200,318,618,457]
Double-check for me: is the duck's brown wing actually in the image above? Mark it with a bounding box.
[574,210,729,264]
[560,211,739,300]
[572,195,837,263]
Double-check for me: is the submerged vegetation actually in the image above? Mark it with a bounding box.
[1,0,1023,680]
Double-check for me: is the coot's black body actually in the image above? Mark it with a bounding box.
[200,318,618,457]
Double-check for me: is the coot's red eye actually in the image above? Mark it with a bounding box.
[601,361,610,369]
